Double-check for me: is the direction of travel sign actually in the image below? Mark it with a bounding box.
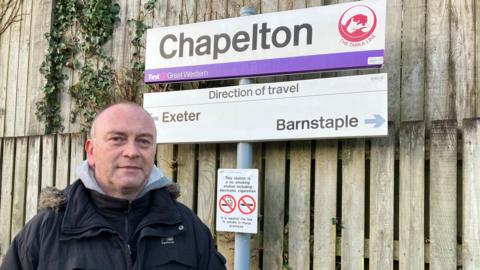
[216,169,259,234]
[143,73,388,143]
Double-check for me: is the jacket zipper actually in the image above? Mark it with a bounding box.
[125,201,132,256]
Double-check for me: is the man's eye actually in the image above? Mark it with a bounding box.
[138,139,152,145]
[110,137,124,142]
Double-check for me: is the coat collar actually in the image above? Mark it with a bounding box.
[60,180,183,240]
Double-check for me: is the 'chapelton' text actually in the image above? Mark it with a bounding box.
[159,22,313,60]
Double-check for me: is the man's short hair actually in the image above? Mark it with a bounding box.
[89,102,155,139]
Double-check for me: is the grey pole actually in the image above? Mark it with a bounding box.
[234,7,256,270]
[235,141,253,270]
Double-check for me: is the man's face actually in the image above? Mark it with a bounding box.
[85,104,157,200]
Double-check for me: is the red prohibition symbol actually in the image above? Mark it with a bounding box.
[219,194,236,214]
[238,195,256,215]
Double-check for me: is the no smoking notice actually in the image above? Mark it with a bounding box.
[219,194,236,214]
[216,169,258,234]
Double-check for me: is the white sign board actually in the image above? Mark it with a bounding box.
[145,0,386,83]
[216,169,258,234]
[143,73,388,143]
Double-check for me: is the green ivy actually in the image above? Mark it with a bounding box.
[38,0,165,133]
[122,0,163,98]
[69,64,114,128]
[37,0,77,133]
[38,0,120,133]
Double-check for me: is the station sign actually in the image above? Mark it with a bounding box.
[145,0,386,83]
[143,73,388,143]
[216,169,258,234]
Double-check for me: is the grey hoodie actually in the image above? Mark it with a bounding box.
[75,160,172,199]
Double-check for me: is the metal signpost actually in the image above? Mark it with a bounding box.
[234,3,255,261]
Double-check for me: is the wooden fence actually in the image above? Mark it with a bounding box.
[0,119,479,269]
[0,0,478,136]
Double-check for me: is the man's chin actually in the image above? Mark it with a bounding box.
[117,177,146,190]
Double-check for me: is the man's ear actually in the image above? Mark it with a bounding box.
[85,139,95,167]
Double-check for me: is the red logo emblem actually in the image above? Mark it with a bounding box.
[338,5,377,43]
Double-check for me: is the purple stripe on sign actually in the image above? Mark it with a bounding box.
[144,50,384,83]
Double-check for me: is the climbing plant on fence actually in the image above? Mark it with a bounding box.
[37,0,119,133]
[37,0,164,133]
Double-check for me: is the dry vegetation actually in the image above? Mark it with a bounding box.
[0,0,22,36]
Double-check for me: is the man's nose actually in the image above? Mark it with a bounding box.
[123,140,140,158]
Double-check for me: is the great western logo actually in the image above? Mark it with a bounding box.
[144,0,386,83]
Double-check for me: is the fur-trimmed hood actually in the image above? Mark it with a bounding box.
[75,160,172,197]
[38,184,181,212]
[38,161,180,211]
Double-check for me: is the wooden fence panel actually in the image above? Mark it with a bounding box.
[69,133,85,183]
[176,144,196,209]
[0,139,14,259]
[369,125,395,270]
[279,0,305,11]
[41,134,55,188]
[124,1,141,73]
[156,144,175,180]
[477,3,480,116]
[383,0,402,126]
[68,26,82,133]
[260,0,277,13]
[429,120,457,269]
[183,0,196,24]
[426,0,453,125]
[228,0,261,16]
[217,143,236,270]
[55,134,70,189]
[10,138,28,239]
[15,0,33,136]
[152,0,168,27]
[0,26,9,137]
[166,0,181,26]
[401,0,425,122]
[263,142,286,270]
[4,12,21,137]
[26,136,41,222]
[462,118,480,270]
[212,0,228,20]
[59,26,75,133]
[341,139,365,270]
[25,0,52,135]
[451,0,475,127]
[250,143,263,269]
[307,0,323,8]
[288,141,311,270]
[192,0,215,235]
[197,144,217,231]
[399,121,425,270]
[196,0,213,21]
[245,0,261,11]
[228,0,243,17]
[110,0,128,70]
[313,140,338,270]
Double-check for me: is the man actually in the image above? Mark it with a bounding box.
[1,102,226,269]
